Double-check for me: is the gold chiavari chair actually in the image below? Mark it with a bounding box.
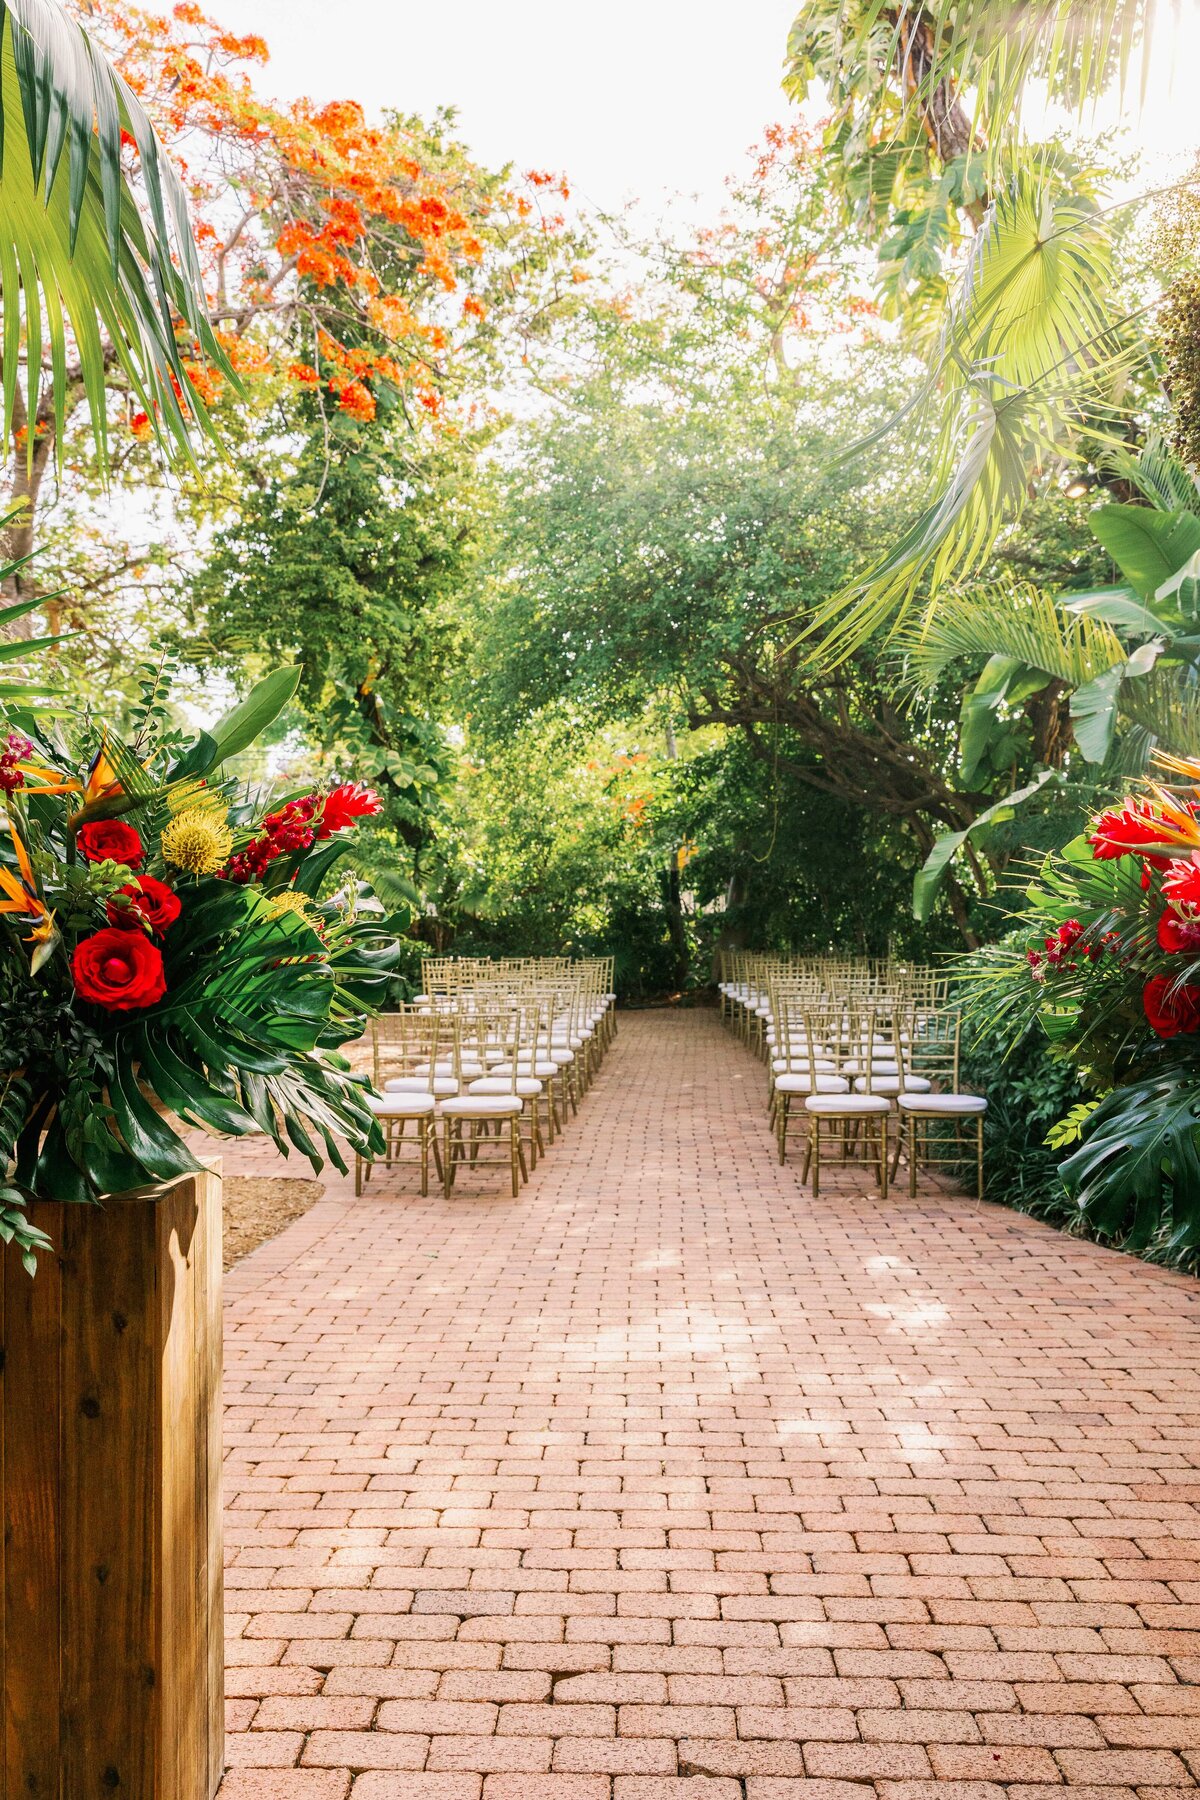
[798,1005,890,1197]
[357,1006,443,1196]
[891,1007,987,1197]
[440,1003,530,1197]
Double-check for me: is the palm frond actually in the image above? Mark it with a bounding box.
[898,579,1126,691]
[805,171,1140,664]
[798,2,1174,156]
[1120,668,1200,754]
[1102,431,1200,512]
[807,381,1063,661]
[0,0,234,467]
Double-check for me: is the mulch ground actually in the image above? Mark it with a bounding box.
[222,1175,324,1270]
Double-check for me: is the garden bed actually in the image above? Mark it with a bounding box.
[223,1176,324,1269]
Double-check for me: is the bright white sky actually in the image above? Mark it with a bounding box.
[207,0,1200,217]
[203,0,802,215]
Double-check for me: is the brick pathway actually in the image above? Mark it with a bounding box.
[219,1009,1200,1800]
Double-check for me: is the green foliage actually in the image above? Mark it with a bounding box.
[0,0,232,466]
[959,1008,1088,1213]
[1061,1067,1200,1258]
[189,417,478,876]
[433,719,686,998]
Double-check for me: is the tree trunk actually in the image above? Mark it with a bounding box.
[661,863,691,991]
[2,385,67,637]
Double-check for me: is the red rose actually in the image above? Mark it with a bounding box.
[106,876,181,935]
[1142,974,1200,1039]
[77,819,143,868]
[318,781,383,838]
[72,927,166,1012]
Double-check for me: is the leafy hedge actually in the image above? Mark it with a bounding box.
[960,1007,1200,1275]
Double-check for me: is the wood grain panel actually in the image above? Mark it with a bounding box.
[0,1173,223,1798]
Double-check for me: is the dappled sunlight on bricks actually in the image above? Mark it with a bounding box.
[217,1011,1200,1797]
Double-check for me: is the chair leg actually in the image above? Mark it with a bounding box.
[420,1118,429,1197]
[778,1098,788,1165]
[443,1118,454,1197]
[355,1153,364,1196]
[879,1118,888,1199]
[977,1117,985,1199]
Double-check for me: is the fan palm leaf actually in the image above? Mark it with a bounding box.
[899,579,1126,690]
[0,0,232,466]
[806,173,1134,664]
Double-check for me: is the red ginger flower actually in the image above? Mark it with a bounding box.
[1164,853,1200,909]
[1088,803,1172,859]
[1158,908,1200,954]
[318,782,383,838]
[72,928,167,1012]
[223,795,319,884]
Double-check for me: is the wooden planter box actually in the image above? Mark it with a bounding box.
[0,1167,224,1798]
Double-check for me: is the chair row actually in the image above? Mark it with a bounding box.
[718,958,987,1199]
[357,957,616,1198]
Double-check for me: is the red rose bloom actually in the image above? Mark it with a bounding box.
[77,819,143,868]
[1142,974,1200,1039]
[318,781,383,839]
[106,876,182,935]
[72,927,167,1012]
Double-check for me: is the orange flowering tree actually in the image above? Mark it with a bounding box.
[10,0,581,637]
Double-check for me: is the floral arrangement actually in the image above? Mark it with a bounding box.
[1,653,396,1269]
[970,752,1200,1247]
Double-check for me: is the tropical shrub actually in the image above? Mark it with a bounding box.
[957,984,1089,1217]
[0,646,399,1268]
[966,755,1200,1263]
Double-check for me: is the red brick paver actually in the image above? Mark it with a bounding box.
[219,1010,1200,1797]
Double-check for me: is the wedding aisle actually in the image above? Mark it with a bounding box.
[218,1009,1200,1799]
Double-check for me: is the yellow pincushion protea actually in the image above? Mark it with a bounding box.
[160,806,234,876]
[264,889,319,927]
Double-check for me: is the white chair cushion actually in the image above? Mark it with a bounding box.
[468,1077,543,1097]
[805,1093,890,1115]
[440,1094,524,1116]
[775,1073,850,1094]
[368,1092,436,1116]
[384,1075,458,1097]
[492,1060,558,1078]
[854,1076,932,1095]
[897,1092,987,1114]
[773,1057,834,1074]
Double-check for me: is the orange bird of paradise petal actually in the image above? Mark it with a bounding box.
[0,866,47,919]
[18,765,81,796]
[84,734,122,804]
[6,822,39,894]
